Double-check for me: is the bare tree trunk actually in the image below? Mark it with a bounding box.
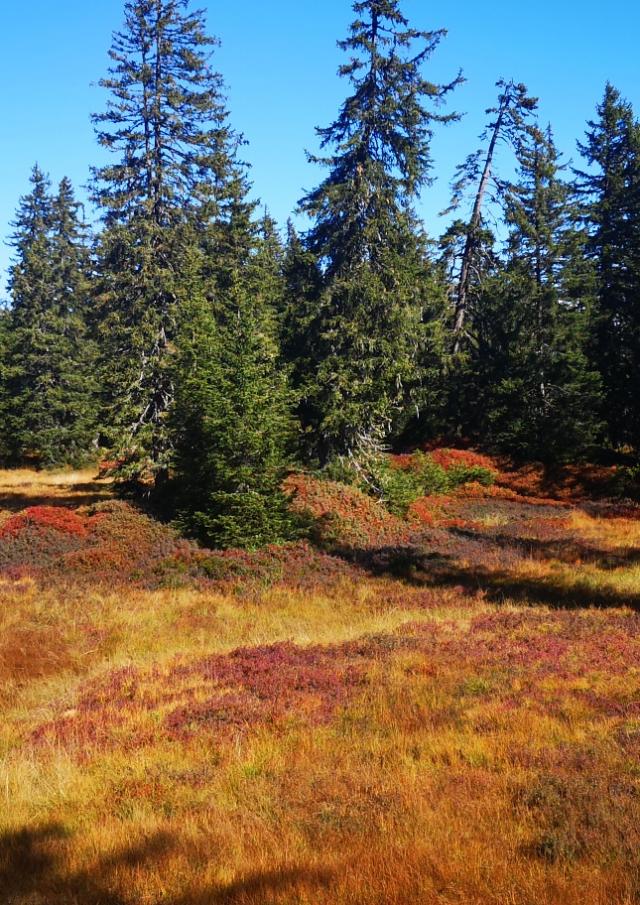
[452,103,507,354]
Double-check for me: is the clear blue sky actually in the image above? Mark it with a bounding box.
[1,0,638,293]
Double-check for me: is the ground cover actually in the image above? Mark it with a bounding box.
[1,457,640,904]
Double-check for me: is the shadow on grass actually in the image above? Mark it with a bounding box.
[0,483,112,512]
[0,824,133,904]
[346,543,640,612]
[0,825,334,904]
[173,867,334,904]
[450,527,640,572]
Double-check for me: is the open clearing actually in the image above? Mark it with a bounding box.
[1,466,640,904]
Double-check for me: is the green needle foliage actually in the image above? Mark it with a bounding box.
[171,240,298,550]
[471,129,603,461]
[291,0,462,464]
[0,306,10,462]
[576,84,640,450]
[446,80,540,354]
[1,167,98,467]
[92,0,248,479]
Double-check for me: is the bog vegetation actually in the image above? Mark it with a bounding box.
[1,0,639,902]
[2,460,640,904]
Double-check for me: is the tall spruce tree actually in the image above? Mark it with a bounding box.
[280,222,323,444]
[292,0,461,463]
[2,167,97,466]
[92,0,247,478]
[576,84,640,449]
[470,129,602,460]
[0,304,9,462]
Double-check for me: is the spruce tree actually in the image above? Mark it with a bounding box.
[0,305,9,462]
[576,84,640,449]
[250,212,285,321]
[281,222,324,448]
[472,130,602,460]
[2,167,97,466]
[293,0,461,463]
[171,240,297,549]
[446,79,539,353]
[92,0,247,478]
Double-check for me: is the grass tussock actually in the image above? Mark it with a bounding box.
[2,460,640,904]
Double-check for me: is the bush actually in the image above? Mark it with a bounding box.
[315,449,497,519]
[374,460,426,517]
[412,453,453,494]
[611,465,640,500]
[184,490,301,552]
[447,464,496,489]
[369,451,496,516]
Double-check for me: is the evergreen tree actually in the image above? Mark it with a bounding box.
[92,0,247,477]
[576,84,640,449]
[471,130,602,460]
[2,167,97,466]
[293,0,461,463]
[446,79,539,353]
[171,240,297,549]
[438,219,500,441]
[246,210,285,330]
[281,221,323,448]
[0,304,10,462]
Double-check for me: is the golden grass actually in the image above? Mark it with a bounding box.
[0,468,113,519]
[569,508,640,548]
[1,470,640,903]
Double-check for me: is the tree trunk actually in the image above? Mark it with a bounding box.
[452,104,507,354]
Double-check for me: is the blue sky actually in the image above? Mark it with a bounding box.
[1,0,638,292]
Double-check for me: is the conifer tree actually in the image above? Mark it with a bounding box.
[447,80,539,353]
[251,213,285,318]
[472,130,602,460]
[281,221,324,446]
[92,0,247,477]
[171,239,297,549]
[0,305,9,462]
[293,0,461,463]
[576,84,640,449]
[2,168,98,466]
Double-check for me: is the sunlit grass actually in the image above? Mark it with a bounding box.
[1,468,640,903]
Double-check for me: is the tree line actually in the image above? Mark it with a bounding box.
[0,0,638,547]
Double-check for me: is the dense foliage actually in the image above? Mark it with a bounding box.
[0,0,639,546]
[0,168,97,466]
[288,0,461,462]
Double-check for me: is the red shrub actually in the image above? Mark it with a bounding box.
[495,461,622,503]
[407,497,443,527]
[285,473,410,549]
[0,506,88,540]
[429,448,498,473]
[388,454,418,472]
[32,640,372,753]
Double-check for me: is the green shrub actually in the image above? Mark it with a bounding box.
[411,452,451,495]
[612,465,640,500]
[320,457,361,487]
[317,451,497,519]
[446,464,496,489]
[374,460,425,517]
[370,453,495,516]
